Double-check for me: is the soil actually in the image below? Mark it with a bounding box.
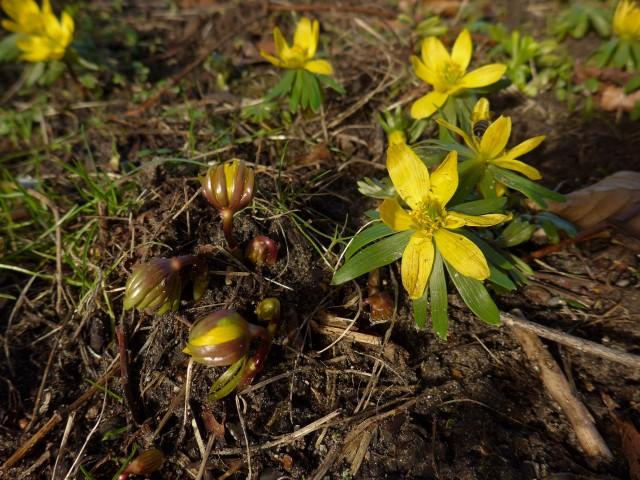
[1,1,639,480]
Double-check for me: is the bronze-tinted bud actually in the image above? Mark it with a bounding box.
[123,257,183,315]
[119,448,164,479]
[202,159,254,214]
[245,235,279,267]
[183,310,266,367]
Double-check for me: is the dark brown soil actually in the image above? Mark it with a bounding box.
[1,1,639,479]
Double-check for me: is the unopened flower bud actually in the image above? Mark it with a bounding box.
[202,159,254,214]
[123,258,183,315]
[201,159,254,250]
[183,310,266,366]
[123,255,203,315]
[119,448,164,480]
[245,235,279,267]
[256,297,281,326]
[472,98,491,124]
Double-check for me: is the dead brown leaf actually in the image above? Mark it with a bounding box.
[546,171,640,235]
[603,393,640,480]
[600,85,640,113]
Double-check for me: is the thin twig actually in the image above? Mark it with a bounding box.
[509,322,613,463]
[116,325,145,424]
[502,310,640,369]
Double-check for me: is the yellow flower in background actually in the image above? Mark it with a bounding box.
[1,0,74,62]
[260,17,333,75]
[380,144,509,299]
[438,102,545,181]
[411,29,506,119]
[613,0,640,41]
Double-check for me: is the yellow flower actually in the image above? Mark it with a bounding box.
[260,17,333,75]
[613,0,640,41]
[380,144,509,299]
[437,101,545,181]
[411,29,507,119]
[1,0,74,62]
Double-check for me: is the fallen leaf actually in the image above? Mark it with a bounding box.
[600,85,640,112]
[603,393,640,480]
[546,171,640,235]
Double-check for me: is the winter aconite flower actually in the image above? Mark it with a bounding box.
[613,0,640,41]
[380,144,509,299]
[438,106,545,183]
[1,0,74,62]
[411,29,506,119]
[260,17,333,75]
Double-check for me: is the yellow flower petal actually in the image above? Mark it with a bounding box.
[430,151,458,207]
[294,17,318,58]
[436,118,476,150]
[446,211,511,227]
[387,142,430,209]
[459,63,506,88]
[421,36,450,71]
[273,27,290,58]
[434,229,489,280]
[480,116,511,159]
[411,55,438,86]
[260,50,284,67]
[472,98,490,123]
[304,59,333,75]
[451,29,472,72]
[504,135,545,160]
[61,11,74,37]
[491,158,542,180]
[401,232,435,299]
[379,198,416,231]
[410,90,448,119]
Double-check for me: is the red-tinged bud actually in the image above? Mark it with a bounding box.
[123,255,204,315]
[201,159,255,250]
[119,448,164,479]
[245,235,279,267]
[182,310,266,367]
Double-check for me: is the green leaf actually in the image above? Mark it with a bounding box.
[624,75,640,94]
[535,211,577,237]
[413,287,429,329]
[301,70,312,110]
[450,197,507,215]
[488,265,517,290]
[445,261,500,325]
[309,74,322,112]
[289,70,304,113]
[208,357,247,401]
[318,74,345,94]
[464,232,514,271]
[332,230,413,285]
[0,33,19,62]
[266,70,295,100]
[498,217,536,247]
[344,222,395,260]
[541,219,559,244]
[429,252,449,338]
[489,166,565,208]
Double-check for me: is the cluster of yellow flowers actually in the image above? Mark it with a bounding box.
[1,0,73,62]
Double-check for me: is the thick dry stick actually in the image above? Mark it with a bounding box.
[509,325,613,463]
[1,359,118,472]
[501,310,640,369]
[116,325,145,425]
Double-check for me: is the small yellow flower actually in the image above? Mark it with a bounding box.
[260,17,333,75]
[438,100,545,182]
[380,144,509,299]
[411,29,507,119]
[1,0,74,62]
[613,0,640,41]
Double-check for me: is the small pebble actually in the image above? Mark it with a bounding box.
[616,278,630,287]
[546,296,566,307]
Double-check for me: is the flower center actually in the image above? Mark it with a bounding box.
[442,61,463,85]
[282,45,308,67]
[411,198,446,235]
